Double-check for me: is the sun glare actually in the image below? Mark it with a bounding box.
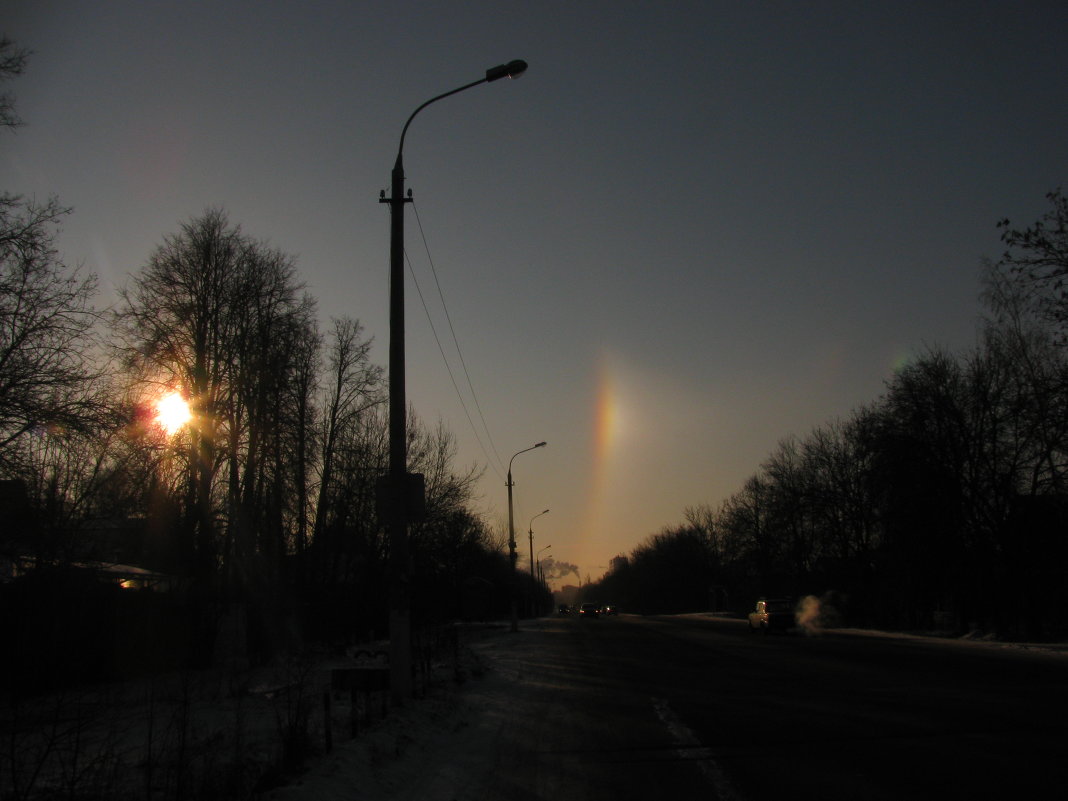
[155,392,191,435]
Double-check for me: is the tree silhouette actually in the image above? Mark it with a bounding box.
[0,36,29,130]
[114,209,315,586]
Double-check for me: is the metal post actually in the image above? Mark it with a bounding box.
[386,154,412,704]
[527,509,548,617]
[381,59,528,699]
[507,467,518,632]
[529,525,535,582]
[507,443,545,632]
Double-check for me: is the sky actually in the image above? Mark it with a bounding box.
[4,1,1068,586]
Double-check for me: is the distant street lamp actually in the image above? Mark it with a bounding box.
[537,544,552,586]
[528,508,550,618]
[528,508,550,579]
[507,442,545,632]
[382,59,528,702]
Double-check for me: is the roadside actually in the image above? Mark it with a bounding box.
[2,629,494,801]
[266,621,548,801]
[688,611,1068,656]
[269,616,725,801]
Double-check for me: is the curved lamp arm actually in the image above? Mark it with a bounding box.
[396,59,528,167]
[529,508,550,531]
[509,440,546,479]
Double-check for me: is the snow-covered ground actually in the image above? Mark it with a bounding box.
[2,622,527,801]
[267,625,526,801]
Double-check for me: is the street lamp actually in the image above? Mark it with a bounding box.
[528,508,550,579]
[507,442,545,632]
[528,508,550,619]
[537,544,552,586]
[381,59,528,702]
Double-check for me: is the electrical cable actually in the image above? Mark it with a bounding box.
[404,201,507,480]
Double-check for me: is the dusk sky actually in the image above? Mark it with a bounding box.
[5,1,1067,585]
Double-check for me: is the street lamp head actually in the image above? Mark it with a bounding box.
[486,59,528,82]
[535,441,546,448]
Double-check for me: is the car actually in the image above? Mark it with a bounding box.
[578,602,600,618]
[748,598,795,634]
[600,603,618,616]
[557,604,571,615]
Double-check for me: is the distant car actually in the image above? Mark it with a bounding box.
[600,603,618,616]
[578,602,600,618]
[557,604,571,615]
[748,598,795,634]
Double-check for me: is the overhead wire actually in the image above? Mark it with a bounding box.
[402,247,500,480]
[403,200,506,480]
[412,202,507,472]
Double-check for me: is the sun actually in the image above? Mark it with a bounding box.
[155,392,191,435]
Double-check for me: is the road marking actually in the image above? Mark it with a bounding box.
[652,697,744,801]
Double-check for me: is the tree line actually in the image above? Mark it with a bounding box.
[588,190,1068,641]
[0,42,523,682]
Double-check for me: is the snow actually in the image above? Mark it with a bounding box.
[266,620,555,800]
[4,618,547,800]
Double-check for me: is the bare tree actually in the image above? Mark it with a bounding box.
[0,195,101,471]
[801,414,880,564]
[997,189,1068,339]
[0,35,117,559]
[985,215,1068,495]
[114,209,317,586]
[222,246,315,583]
[289,319,321,558]
[312,317,382,544]
[115,209,241,577]
[0,36,29,130]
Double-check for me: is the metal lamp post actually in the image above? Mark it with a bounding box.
[528,509,550,618]
[507,442,545,632]
[528,508,550,580]
[382,59,527,702]
[537,544,552,594]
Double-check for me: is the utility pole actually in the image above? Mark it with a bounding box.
[381,59,527,702]
[507,443,545,631]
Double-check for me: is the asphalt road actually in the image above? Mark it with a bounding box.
[464,614,1068,800]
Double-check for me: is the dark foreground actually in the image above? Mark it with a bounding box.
[273,615,1068,800]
